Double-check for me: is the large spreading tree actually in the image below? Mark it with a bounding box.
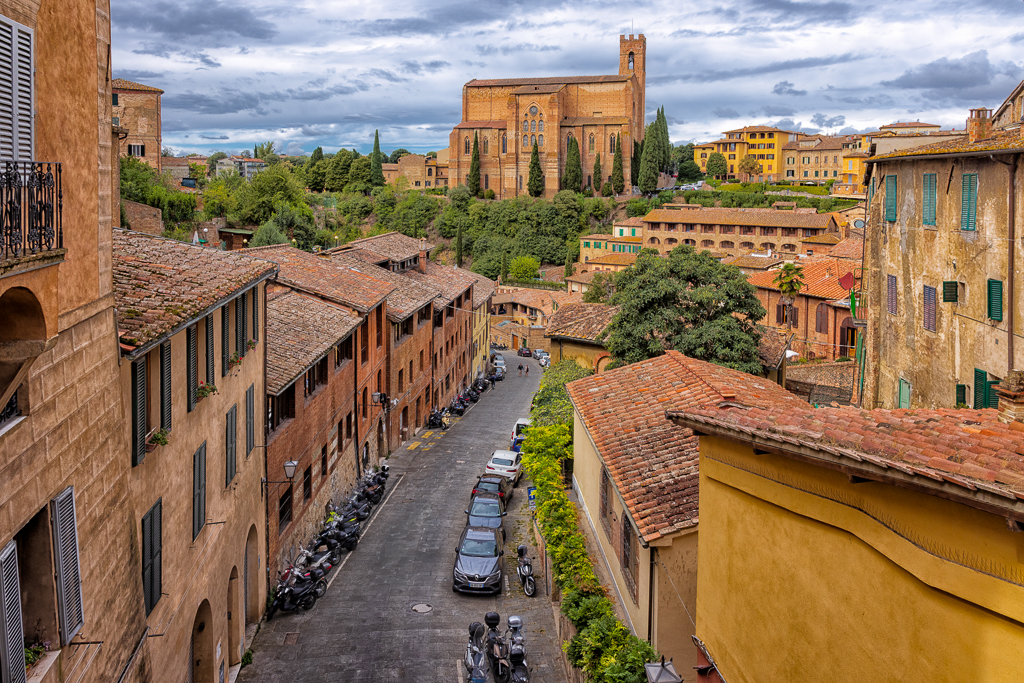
[606,246,766,374]
[468,132,481,196]
[563,137,582,192]
[738,154,761,180]
[705,152,728,178]
[527,141,544,197]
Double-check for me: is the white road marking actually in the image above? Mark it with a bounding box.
[455,658,464,683]
[325,474,405,592]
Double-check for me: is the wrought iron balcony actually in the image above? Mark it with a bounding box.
[0,161,63,261]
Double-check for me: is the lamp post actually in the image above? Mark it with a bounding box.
[263,460,299,489]
[644,657,682,683]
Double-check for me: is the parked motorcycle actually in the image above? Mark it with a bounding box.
[450,398,466,417]
[293,549,333,595]
[484,612,511,683]
[267,567,323,619]
[506,615,529,682]
[515,546,536,597]
[473,378,489,393]
[441,409,452,430]
[464,622,490,683]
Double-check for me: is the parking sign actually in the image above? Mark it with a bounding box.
[528,486,537,509]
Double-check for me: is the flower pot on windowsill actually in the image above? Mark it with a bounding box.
[145,442,157,453]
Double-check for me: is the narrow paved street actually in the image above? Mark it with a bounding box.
[240,357,566,683]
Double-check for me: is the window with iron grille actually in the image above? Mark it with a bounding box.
[303,466,312,501]
[620,517,638,602]
[267,384,295,433]
[923,285,936,331]
[278,486,292,529]
[887,274,897,315]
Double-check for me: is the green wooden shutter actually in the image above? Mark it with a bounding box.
[923,285,936,331]
[221,304,229,377]
[973,368,986,409]
[246,384,254,457]
[187,326,197,412]
[987,279,1003,321]
[193,443,206,540]
[237,292,246,357]
[898,378,911,408]
[987,380,1001,409]
[226,405,237,486]
[960,173,978,230]
[160,342,172,432]
[923,173,936,225]
[141,499,162,614]
[942,281,958,303]
[955,384,966,406]
[50,487,84,646]
[205,314,215,383]
[131,357,147,466]
[0,539,26,682]
[252,286,259,342]
[885,175,897,222]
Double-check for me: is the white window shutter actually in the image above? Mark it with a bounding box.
[51,487,84,644]
[0,20,15,161]
[14,25,30,161]
[0,539,26,683]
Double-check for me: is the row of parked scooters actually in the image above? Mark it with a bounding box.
[428,377,491,430]
[266,464,391,618]
[465,612,530,683]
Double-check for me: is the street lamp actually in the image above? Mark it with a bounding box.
[644,657,682,683]
[263,460,299,488]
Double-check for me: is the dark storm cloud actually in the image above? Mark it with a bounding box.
[762,105,795,116]
[882,50,1020,89]
[811,113,846,128]
[772,81,806,96]
[650,53,860,85]
[713,107,741,118]
[400,60,450,74]
[475,43,561,56]
[113,0,277,41]
[199,134,229,140]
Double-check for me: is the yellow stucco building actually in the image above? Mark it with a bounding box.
[467,270,496,379]
[694,126,802,180]
[669,372,1024,682]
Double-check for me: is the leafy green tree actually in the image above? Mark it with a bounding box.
[638,134,659,193]
[201,177,237,218]
[592,153,602,191]
[346,156,372,192]
[677,159,703,182]
[468,132,481,196]
[527,141,544,197]
[233,164,306,225]
[250,220,288,247]
[509,255,540,280]
[582,272,614,303]
[206,152,227,175]
[601,181,614,197]
[501,251,510,280]
[673,142,695,174]
[326,149,352,191]
[657,107,672,172]
[607,246,765,374]
[611,136,625,195]
[388,148,411,163]
[773,262,804,330]
[187,162,208,189]
[738,154,761,180]
[308,147,324,167]
[307,159,328,192]
[370,130,385,187]
[563,137,582,192]
[705,152,728,178]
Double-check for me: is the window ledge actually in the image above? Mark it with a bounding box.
[27,650,61,683]
[0,414,27,440]
[0,248,66,280]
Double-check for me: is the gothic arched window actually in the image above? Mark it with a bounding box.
[628,51,635,70]
[464,137,470,155]
[530,120,536,132]
[531,135,536,147]
[482,138,489,155]
[502,135,507,154]
[538,135,544,148]
[523,120,528,132]
[588,135,595,153]
[523,135,528,148]
[611,134,617,151]
[538,119,544,132]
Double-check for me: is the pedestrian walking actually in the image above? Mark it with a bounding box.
[525,365,530,377]
[518,364,523,376]
[490,374,496,389]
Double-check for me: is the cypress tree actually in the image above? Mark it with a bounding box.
[632,141,641,186]
[370,130,385,187]
[527,141,543,197]
[659,107,672,172]
[612,136,625,194]
[638,134,659,193]
[592,152,602,192]
[563,137,582,192]
[468,132,481,196]
[309,146,324,165]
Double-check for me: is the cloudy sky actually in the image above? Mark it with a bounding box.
[111,0,1024,158]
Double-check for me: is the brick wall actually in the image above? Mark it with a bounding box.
[123,199,163,235]
[114,89,162,173]
[386,311,433,451]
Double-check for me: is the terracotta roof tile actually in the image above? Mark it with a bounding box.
[113,229,276,351]
[746,257,857,300]
[329,252,439,321]
[722,254,784,270]
[243,245,394,313]
[492,287,583,317]
[800,233,841,245]
[588,253,637,267]
[343,232,435,263]
[615,216,645,227]
[644,207,836,230]
[546,303,619,342]
[722,125,798,134]
[465,271,497,308]
[870,130,1024,160]
[756,325,792,369]
[828,238,864,260]
[566,270,598,284]
[466,74,630,87]
[567,352,802,542]
[881,121,940,129]
[669,402,1024,498]
[342,248,389,265]
[112,78,164,93]
[402,261,477,310]
[265,291,360,395]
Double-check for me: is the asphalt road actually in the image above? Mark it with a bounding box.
[239,355,566,682]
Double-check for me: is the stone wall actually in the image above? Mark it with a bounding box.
[123,200,163,235]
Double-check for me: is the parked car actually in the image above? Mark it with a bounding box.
[486,449,523,484]
[494,357,506,370]
[465,493,507,539]
[471,474,514,503]
[510,418,532,451]
[531,349,545,360]
[518,347,531,357]
[538,356,550,368]
[494,366,506,381]
[452,526,504,594]
[493,354,505,364]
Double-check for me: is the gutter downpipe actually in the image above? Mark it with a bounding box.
[647,546,656,643]
[1009,154,1017,375]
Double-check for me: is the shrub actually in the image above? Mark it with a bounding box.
[601,181,614,197]
[484,189,496,200]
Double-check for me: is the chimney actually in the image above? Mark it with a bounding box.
[994,370,1024,424]
[967,108,993,143]
[418,237,427,274]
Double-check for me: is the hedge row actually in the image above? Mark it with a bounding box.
[521,360,657,683]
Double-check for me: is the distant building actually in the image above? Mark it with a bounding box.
[782,134,847,183]
[381,151,449,189]
[693,126,803,181]
[545,302,618,371]
[878,120,943,134]
[217,156,267,179]
[113,78,163,172]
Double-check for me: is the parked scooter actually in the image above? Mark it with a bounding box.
[441,409,453,430]
[506,615,529,683]
[464,622,490,683]
[515,546,536,597]
[293,548,333,595]
[484,612,511,683]
[267,567,323,619]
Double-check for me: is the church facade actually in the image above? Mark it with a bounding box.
[448,35,647,199]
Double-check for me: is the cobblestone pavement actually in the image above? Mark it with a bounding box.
[239,357,566,683]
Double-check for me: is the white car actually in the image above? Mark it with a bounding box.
[485,449,523,484]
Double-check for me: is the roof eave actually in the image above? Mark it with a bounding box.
[867,147,1024,164]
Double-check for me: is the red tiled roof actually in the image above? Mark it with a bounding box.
[588,253,637,267]
[493,287,582,317]
[880,121,940,129]
[644,207,835,230]
[668,402,1024,500]
[466,74,630,87]
[453,120,509,130]
[722,125,797,134]
[800,233,841,245]
[341,248,389,265]
[567,351,802,542]
[756,325,792,369]
[465,270,497,308]
[342,232,435,263]
[870,130,1024,161]
[243,245,394,313]
[545,303,619,342]
[746,257,857,300]
[329,252,439,322]
[265,291,360,395]
[113,230,276,351]
[615,216,645,227]
[828,238,864,260]
[722,254,784,270]
[402,261,477,310]
[112,78,164,93]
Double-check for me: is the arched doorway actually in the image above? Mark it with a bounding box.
[227,567,242,666]
[244,525,259,624]
[839,316,857,358]
[0,286,46,407]
[191,600,214,682]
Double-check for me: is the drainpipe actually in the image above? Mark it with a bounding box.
[1009,154,1017,374]
[353,320,362,479]
[647,547,657,643]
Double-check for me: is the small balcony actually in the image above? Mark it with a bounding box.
[0,161,63,265]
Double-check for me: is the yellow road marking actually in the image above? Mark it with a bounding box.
[408,441,421,450]
[423,431,433,437]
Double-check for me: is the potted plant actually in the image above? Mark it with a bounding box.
[197,381,217,401]
[228,352,241,370]
[247,339,257,351]
[147,429,169,451]
[24,639,49,674]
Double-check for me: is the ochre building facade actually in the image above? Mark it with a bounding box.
[448,35,647,199]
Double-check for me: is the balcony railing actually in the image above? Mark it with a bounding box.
[0,161,63,261]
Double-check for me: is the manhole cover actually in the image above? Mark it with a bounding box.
[411,603,432,614]
[283,632,299,645]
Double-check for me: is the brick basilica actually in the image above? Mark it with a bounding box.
[447,34,647,199]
